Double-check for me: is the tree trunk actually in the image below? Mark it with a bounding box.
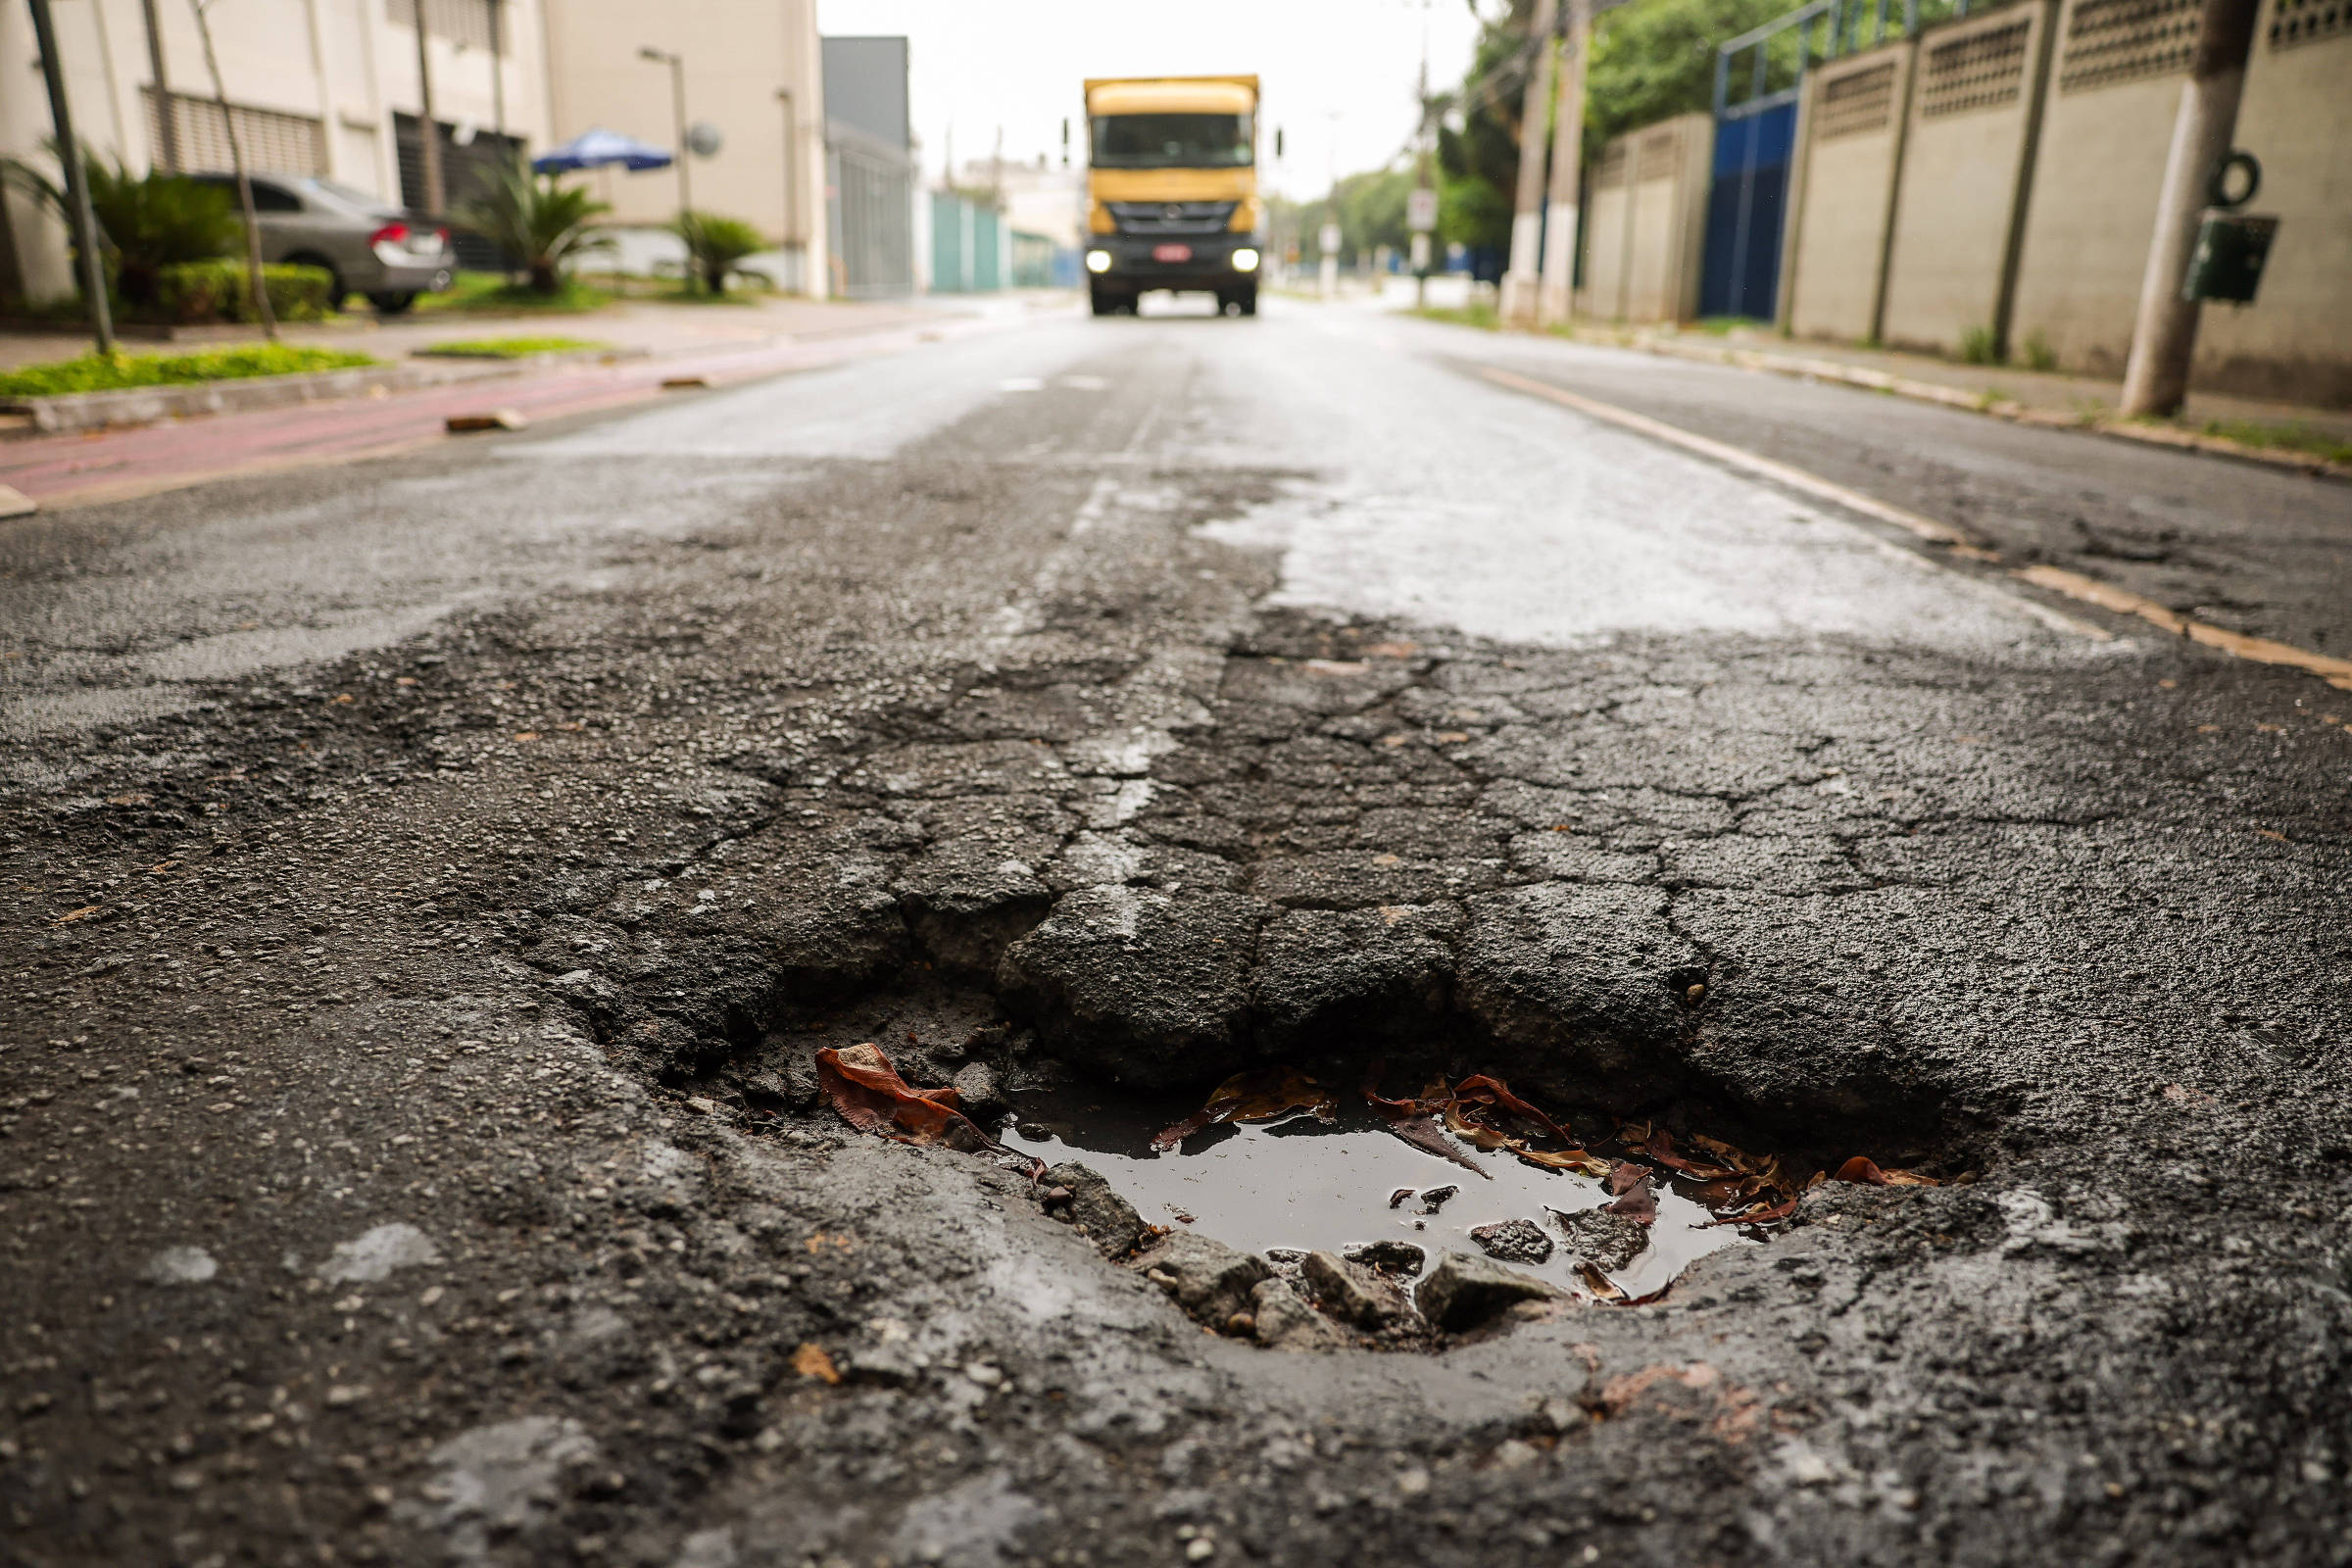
[530,261,557,294]
[187,0,275,339]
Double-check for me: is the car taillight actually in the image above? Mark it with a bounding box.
[435,227,450,246]
[369,222,409,247]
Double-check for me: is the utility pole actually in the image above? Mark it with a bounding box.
[641,47,690,216]
[2118,0,2262,417]
[413,0,444,212]
[1411,1,1434,310]
[138,0,179,172]
[1319,109,1341,301]
[1498,0,1560,325]
[1537,0,1587,327]
[26,0,114,355]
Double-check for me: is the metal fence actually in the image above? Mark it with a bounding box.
[827,123,915,298]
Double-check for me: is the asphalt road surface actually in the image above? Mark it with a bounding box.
[4,297,2348,1568]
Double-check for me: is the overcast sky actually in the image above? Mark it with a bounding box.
[814,1,1492,198]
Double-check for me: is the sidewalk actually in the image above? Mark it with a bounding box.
[0,293,1067,509]
[1369,276,2352,478]
[0,290,950,372]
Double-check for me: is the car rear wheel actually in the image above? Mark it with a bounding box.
[369,291,417,316]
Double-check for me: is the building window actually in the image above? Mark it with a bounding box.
[144,89,327,175]
[385,0,504,52]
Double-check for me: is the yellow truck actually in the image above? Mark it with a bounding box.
[1081,74,1264,317]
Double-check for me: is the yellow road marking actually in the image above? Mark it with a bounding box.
[1478,365,2352,692]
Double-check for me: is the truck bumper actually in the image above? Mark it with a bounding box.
[1086,233,1260,292]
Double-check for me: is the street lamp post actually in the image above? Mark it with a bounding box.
[640,46,691,217]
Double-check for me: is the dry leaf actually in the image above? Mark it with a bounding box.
[1604,1175,1658,1226]
[1833,1155,1937,1187]
[1150,1067,1337,1152]
[1705,1194,1800,1227]
[816,1044,1041,1178]
[1642,1128,1733,1180]
[1450,1074,1572,1142]
[790,1343,841,1385]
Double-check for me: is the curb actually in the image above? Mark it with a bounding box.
[1618,332,2352,485]
[0,347,646,437]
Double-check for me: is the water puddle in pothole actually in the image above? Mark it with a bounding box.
[999,1081,1759,1304]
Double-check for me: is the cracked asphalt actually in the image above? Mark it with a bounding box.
[3,297,2348,1568]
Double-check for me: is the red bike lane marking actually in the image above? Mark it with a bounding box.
[0,318,973,509]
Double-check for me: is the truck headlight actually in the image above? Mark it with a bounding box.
[1231,248,1260,272]
[1085,250,1113,273]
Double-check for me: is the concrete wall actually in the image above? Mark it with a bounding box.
[2,0,553,302]
[1878,0,2054,355]
[1576,111,1712,323]
[542,0,826,278]
[1784,39,1915,343]
[2000,0,2352,401]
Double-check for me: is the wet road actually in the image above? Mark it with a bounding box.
[3,297,2347,1568]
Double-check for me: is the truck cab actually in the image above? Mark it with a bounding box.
[1082,75,1263,317]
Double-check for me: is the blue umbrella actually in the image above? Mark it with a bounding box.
[531,127,674,174]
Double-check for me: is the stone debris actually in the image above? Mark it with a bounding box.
[1250,1278,1344,1351]
[1300,1250,1416,1333]
[1553,1207,1649,1272]
[1044,1161,1149,1259]
[141,1246,218,1285]
[1416,1250,1560,1333]
[1469,1217,1554,1265]
[1132,1231,1270,1329]
[1416,1185,1460,1214]
[1341,1239,1427,1276]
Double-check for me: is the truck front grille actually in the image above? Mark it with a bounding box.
[1106,201,1239,236]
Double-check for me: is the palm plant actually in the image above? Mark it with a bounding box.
[453,156,612,294]
[674,212,766,295]
[0,143,239,306]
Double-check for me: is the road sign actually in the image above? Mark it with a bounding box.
[1407,188,1438,233]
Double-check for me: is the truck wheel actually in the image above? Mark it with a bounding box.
[1237,286,1258,317]
[1089,282,1113,317]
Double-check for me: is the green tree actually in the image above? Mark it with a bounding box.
[673,212,766,295]
[1335,167,1414,258]
[453,156,612,294]
[1436,0,1540,256]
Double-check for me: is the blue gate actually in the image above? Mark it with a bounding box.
[1699,97,1797,321]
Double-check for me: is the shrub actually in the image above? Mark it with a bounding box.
[674,212,766,294]
[0,143,240,306]
[452,158,612,294]
[2021,329,2059,372]
[156,260,336,324]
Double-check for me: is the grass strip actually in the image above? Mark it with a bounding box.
[415,336,611,360]
[0,343,375,398]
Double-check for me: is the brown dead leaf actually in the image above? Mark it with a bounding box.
[1605,1182,1657,1225]
[1833,1155,1938,1187]
[1606,1159,1652,1195]
[1514,1146,1611,1178]
[1642,1128,1734,1180]
[1578,1262,1626,1302]
[1704,1194,1800,1227]
[789,1343,841,1385]
[1451,1074,1572,1142]
[816,1044,1042,1178]
[1150,1067,1336,1152]
[1381,1111,1491,1177]
[50,906,102,925]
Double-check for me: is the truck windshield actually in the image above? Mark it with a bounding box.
[1091,114,1252,169]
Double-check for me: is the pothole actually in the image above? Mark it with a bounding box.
[702,987,1956,1347]
[999,1076,1755,1305]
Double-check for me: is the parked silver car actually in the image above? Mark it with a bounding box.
[188,172,455,314]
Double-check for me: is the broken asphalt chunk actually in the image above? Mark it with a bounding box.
[1552,1208,1649,1271]
[1132,1232,1270,1329]
[1301,1250,1416,1333]
[1469,1217,1554,1265]
[1043,1161,1149,1259]
[1250,1278,1345,1351]
[1416,1250,1561,1333]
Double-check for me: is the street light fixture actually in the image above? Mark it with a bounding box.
[639,46,691,217]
